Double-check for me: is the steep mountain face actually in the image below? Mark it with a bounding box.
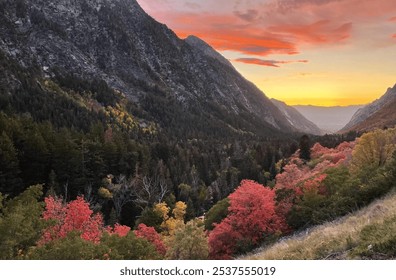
[271,99,323,135]
[293,105,364,133]
[0,0,296,138]
[345,99,396,132]
[340,85,396,133]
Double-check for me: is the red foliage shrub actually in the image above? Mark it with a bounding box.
[105,223,131,237]
[208,180,287,259]
[134,224,167,256]
[40,196,103,244]
[274,141,355,217]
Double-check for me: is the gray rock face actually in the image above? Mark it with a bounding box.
[0,0,296,135]
[185,35,234,69]
[271,99,323,135]
[341,85,396,131]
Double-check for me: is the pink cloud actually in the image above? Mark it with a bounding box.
[235,58,308,67]
[268,20,352,44]
[171,13,299,56]
[138,0,396,57]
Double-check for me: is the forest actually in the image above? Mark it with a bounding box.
[1,106,395,259]
[2,48,394,259]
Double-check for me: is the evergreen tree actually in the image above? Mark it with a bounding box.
[299,134,311,162]
[0,132,23,195]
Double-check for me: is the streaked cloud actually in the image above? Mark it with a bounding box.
[235,58,308,67]
[233,9,260,22]
[137,0,396,106]
[268,21,352,45]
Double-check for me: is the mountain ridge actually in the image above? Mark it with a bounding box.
[0,0,299,138]
[271,99,323,135]
[340,84,396,133]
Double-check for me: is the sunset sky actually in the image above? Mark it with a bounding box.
[137,0,396,106]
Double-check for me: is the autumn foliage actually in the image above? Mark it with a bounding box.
[208,180,287,259]
[40,196,103,244]
[274,141,355,217]
[105,224,131,237]
[134,224,167,256]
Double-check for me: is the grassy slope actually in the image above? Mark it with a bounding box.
[241,190,396,260]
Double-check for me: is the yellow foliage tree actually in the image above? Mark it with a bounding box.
[98,187,113,199]
[165,220,209,260]
[154,201,187,236]
[172,201,187,220]
[154,202,170,221]
[350,128,396,180]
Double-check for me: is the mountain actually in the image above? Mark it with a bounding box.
[293,105,364,133]
[271,99,323,135]
[340,85,396,133]
[0,0,296,139]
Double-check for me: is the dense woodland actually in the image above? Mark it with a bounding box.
[0,49,358,222]
[1,127,395,259]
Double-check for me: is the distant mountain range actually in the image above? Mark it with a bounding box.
[293,105,364,133]
[271,99,323,135]
[340,84,396,133]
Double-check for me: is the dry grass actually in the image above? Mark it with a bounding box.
[241,190,396,260]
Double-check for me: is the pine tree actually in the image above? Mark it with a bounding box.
[299,134,311,162]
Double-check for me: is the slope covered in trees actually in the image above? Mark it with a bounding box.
[1,128,395,259]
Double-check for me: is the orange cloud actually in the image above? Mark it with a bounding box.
[390,16,396,22]
[172,13,299,56]
[140,0,393,58]
[268,20,352,44]
[235,58,308,67]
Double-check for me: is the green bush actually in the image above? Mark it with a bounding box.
[0,185,45,259]
[101,232,162,260]
[28,231,162,260]
[26,232,108,260]
[166,220,208,260]
[204,198,229,230]
[287,166,361,229]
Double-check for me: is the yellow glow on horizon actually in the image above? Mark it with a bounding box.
[231,59,395,107]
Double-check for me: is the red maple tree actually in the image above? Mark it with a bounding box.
[40,196,103,244]
[134,224,167,256]
[208,180,287,259]
[105,223,131,237]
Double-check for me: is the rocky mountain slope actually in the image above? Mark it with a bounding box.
[293,105,364,133]
[340,84,396,133]
[0,0,298,138]
[271,99,323,135]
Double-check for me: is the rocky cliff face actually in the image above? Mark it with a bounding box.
[0,0,297,137]
[271,99,323,135]
[340,85,396,133]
